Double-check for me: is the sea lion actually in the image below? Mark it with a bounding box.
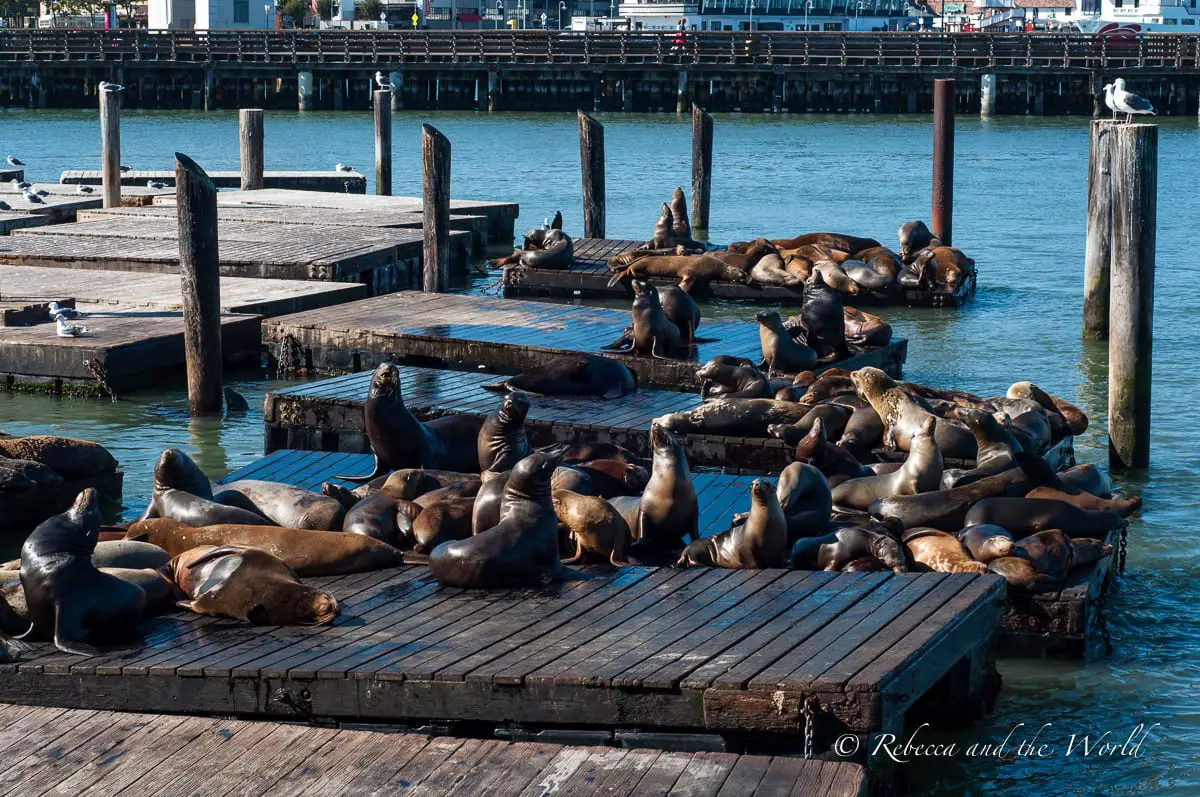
[750,253,804,287]
[430,448,567,589]
[843,307,892,348]
[669,186,691,238]
[628,278,682,358]
[757,310,819,374]
[606,253,750,291]
[138,448,214,521]
[519,228,574,269]
[841,259,895,291]
[790,525,906,572]
[913,246,970,293]
[1006,381,1089,435]
[554,491,631,566]
[0,458,62,492]
[169,545,338,626]
[632,423,698,551]
[571,459,649,498]
[550,466,594,496]
[333,363,484,481]
[852,367,976,460]
[217,480,345,531]
[146,488,272,528]
[843,556,888,572]
[988,531,1112,593]
[342,493,406,544]
[768,404,854,445]
[471,471,509,535]
[939,407,1022,489]
[89,540,171,570]
[19,489,146,655]
[413,480,481,509]
[483,354,637,400]
[838,404,885,454]
[678,479,787,569]
[854,246,904,281]
[697,355,763,398]
[321,482,360,511]
[956,524,1014,564]
[411,497,474,555]
[832,417,942,510]
[902,528,987,574]
[1056,463,1112,498]
[811,261,860,297]
[897,221,938,263]
[656,397,811,437]
[771,232,881,253]
[125,518,408,575]
[658,284,702,342]
[1024,486,1141,517]
[962,498,1123,539]
[801,271,850,361]
[696,359,772,400]
[775,462,833,541]
[898,250,936,290]
[0,435,117,478]
[3,567,171,626]
[378,468,476,501]
[869,466,1036,532]
[792,418,871,486]
[478,392,532,474]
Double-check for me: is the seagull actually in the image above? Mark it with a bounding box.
[23,189,42,204]
[120,165,132,172]
[6,155,23,167]
[99,80,124,93]
[374,71,392,90]
[335,163,353,172]
[35,189,49,197]
[12,180,29,192]
[146,180,167,189]
[55,315,89,337]
[48,302,81,320]
[77,185,94,194]
[1101,83,1117,120]
[1112,78,1156,124]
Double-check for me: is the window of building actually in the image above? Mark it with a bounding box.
[1114,0,1122,7]
[823,21,841,28]
[1185,16,1196,22]
[234,0,249,21]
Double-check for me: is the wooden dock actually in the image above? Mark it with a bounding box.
[0,705,869,796]
[0,212,55,236]
[61,168,368,193]
[502,239,977,308]
[261,292,908,391]
[0,167,23,183]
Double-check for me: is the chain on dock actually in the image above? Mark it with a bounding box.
[801,696,817,759]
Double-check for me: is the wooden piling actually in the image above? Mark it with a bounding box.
[691,104,713,232]
[932,78,955,246]
[1083,119,1114,340]
[1108,124,1156,469]
[421,124,451,293]
[99,87,121,209]
[238,108,264,191]
[374,89,392,196]
[175,153,224,415]
[578,111,605,239]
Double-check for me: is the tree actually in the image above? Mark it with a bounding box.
[356,0,381,20]
[279,0,310,25]
[316,0,332,19]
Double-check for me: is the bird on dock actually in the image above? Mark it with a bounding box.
[22,189,43,204]
[374,71,392,90]
[11,179,30,192]
[1112,78,1156,124]
[48,302,82,320]
[120,165,133,173]
[55,315,89,338]
[146,180,168,189]
[34,189,48,197]
[99,81,124,93]
[6,155,23,167]
[76,185,94,194]
[335,163,354,172]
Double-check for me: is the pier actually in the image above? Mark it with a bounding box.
[60,169,367,193]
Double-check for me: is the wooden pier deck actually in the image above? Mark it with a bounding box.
[0,212,55,236]
[503,239,977,308]
[262,292,908,391]
[0,706,869,797]
[0,167,23,183]
[61,168,368,193]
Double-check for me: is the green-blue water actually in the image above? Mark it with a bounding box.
[2,108,1198,794]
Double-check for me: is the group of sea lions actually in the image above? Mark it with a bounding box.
[489,210,574,270]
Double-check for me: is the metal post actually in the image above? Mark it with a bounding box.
[100,86,121,209]
[932,78,955,246]
[239,108,264,191]
[374,89,392,196]
[421,124,451,292]
[578,111,605,238]
[175,153,224,416]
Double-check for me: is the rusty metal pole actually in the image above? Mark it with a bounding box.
[932,78,955,247]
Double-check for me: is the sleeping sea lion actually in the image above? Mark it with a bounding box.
[678,479,787,569]
[913,246,970,293]
[853,246,903,281]
[377,468,475,501]
[696,359,772,400]
[988,531,1112,593]
[771,232,881,253]
[956,524,1014,564]
[1006,381,1089,436]
[869,465,1037,532]
[790,525,906,572]
[656,397,812,437]
[841,259,895,291]
[843,307,892,348]
[216,480,345,531]
[750,253,804,287]
[484,354,637,400]
[411,497,474,555]
[0,435,117,478]
[902,528,987,574]
[342,493,405,545]
[963,498,1124,539]
[1055,464,1112,498]
[606,253,750,291]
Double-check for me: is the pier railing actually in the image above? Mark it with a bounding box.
[1,29,1196,72]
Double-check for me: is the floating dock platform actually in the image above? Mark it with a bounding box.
[502,239,977,308]
[61,168,368,193]
[261,292,908,390]
[0,705,869,796]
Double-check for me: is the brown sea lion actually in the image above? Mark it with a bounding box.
[631,424,698,554]
[571,459,650,498]
[768,404,854,445]
[216,479,345,531]
[124,519,408,575]
[378,468,475,501]
[484,354,637,400]
[913,246,970,293]
[902,528,987,574]
[411,497,474,555]
[843,307,892,348]
[832,417,942,511]
[678,479,787,569]
[656,397,812,437]
[841,259,895,291]
[940,407,1022,489]
[801,271,851,361]
[342,493,406,545]
[1056,464,1112,498]
[772,232,881,253]
[790,525,906,572]
[669,186,691,238]
[1024,486,1141,517]
[554,491,631,566]
[478,392,532,474]
[869,466,1036,532]
[19,489,146,655]
[811,261,860,296]
[988,531,1112,593]
[897,220,939,263]
[414,480,481,509]
[169,545,338,626]
[550,466,594,496]
[852,367,976,460]
[629,278,682,357]
[838,403,885,454]
[854,246,904,280]
[792,418,871,486]
[956,524,1015,564]
[430,448,567,589]
[757,310,819,374]
[1006,381,1089,435]
[321,482,360,511]
[0,458,62,492]
[658,283,702,342]
[696,359,772,400]
[606,253,750,291]
[750,253,805,287]
[962,498,1123,539]
[333,363,484,481]
[0,435,117,478]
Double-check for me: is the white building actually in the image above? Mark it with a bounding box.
[606,0,931,31]
[149,0,276,29]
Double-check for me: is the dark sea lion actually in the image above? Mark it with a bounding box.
[484,354,636,400]
[169,545,338,626]
[775,461,833,540]
[218,479,345,531]
[669,186,691,238]
[768,404,854,445]
[629,279,682,358]
[0,435,117,478]
[20,489,146,655]
[606,253,750,291]
[1003,408,1052,453]
[519,228,573,269]
[656,397,811,437]
[478,392,532,474]
[321,482,360,511]
[790,525,905,572]
[138,448,214,521]
[413,480,481,509]
[378,468,475,500]
[1056,464,1112,498]
[571,459,649,498]
[1007,381,1089,435]
[633,424,698,550]
[792,418,870,485]
[0,458,62,491]
[551,466,594,496]
[1024,486,1141,518]
[988,531,1112,593]
[125,518,407,575]
[757,310,818,374]
[342,493,405,544]
[2,567,172,626]
[678,479,787,569]
[801,271,850,361]
[870,466,1035,532]
[223,387,250,413]
[841,259,895,291]
[658,284,701,342]
[852,367,976,460]
[412,497,474,555]
[843,306,892,348]
[898,249,936,290]
[962,498,1123,540]
[838,404,885,454]
[471,471,509,535]
[844,556,888,572]
[832,417,942,510]
[957,524,1014,564]
[554,491,631,566]
[430,448,567,589]
[940,407,1021,489]
[812,261,860,297]
[334,363,484,482]
[149,488,272,528]
[897,220,938,263]
[902,528,987,574]
[696,359,771,400]
[89,540,172,570]
[771,232,881,253]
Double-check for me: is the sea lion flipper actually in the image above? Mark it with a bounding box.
[650,336,672,360]
[52,604,99,657]
[482,381,512,394]
[601,387,626,400]
[551,211,563,230]
[183,545,248,570]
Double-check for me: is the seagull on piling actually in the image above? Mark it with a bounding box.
[48,302,82,320]
[146,180,168,189]
[1101,83,1117,120]
[374,71,392,90]
[99,81,124,93]
[55,315,89,338]
[77,185,94,194]
[6,155,24,167]
[1112,78,1156,124]
[23,189,43,204]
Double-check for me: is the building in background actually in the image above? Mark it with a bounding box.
[147,0,275,28]
[571,0,935,32]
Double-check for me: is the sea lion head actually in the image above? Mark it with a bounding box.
[754,310,784,331]
[897,220,933,260]
[523,228,550,250]
[916,415,937,441]
[499,392,531,425]
[793,417,827,463]
[867,529,907,573]
[510,446,569,500]
[26,488,102,561]
[850,367,892,400]
[623,463,650,493]
[750,478,772,505]
[649,422,683,458]
[844,555,887,572]
[69,488,103,545]
[1069,537,1114,567]
[694,359,725,382]
[155,448,211,496]
[369,362,401,399]
[249,586,339,627]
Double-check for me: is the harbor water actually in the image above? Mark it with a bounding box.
[1,108,1197,794]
